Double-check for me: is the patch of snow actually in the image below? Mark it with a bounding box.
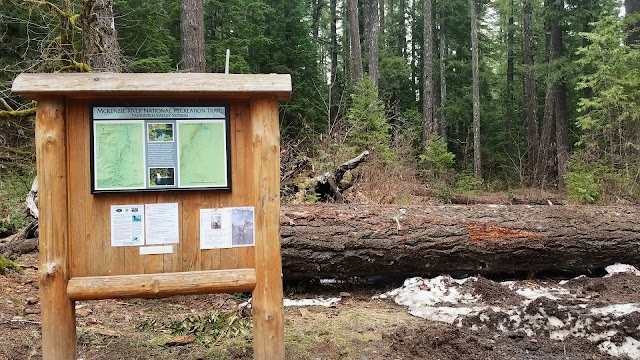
[375,276,478,306]
[599,337,640,359]
[501,281,569,300]
[374,276,482,324]
[283,298,341,307]
[547,316,564,328]
[409,306,484,324]
[320,279,338,285]
[550,329,569,340]
[591,303,640,316]
[238,297,341,309]
[605,264,640,277]
[559,275,586,285]
[377,270,640,359]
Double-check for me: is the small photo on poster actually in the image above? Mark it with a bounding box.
[232,207,255,247]
[149,167,175,186]
[211,214,222,229]
[148,123,174,142]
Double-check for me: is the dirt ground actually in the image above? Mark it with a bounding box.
[1,253,638,360]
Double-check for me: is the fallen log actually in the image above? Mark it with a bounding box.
[10,201,639,280]
[280,204,640,280]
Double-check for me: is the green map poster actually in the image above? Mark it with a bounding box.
[94,122,146,190]
[178,121,227,187]
[92,105,229,193]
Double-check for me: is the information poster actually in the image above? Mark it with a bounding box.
[200,207,255,249]
[92,105,230,193]
[145,203,180,245]
[200,208,232,249]
[110,205,145,246]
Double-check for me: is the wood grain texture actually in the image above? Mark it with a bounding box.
[67,269,256,300]
[250,96,285,360]
[36,97,76,360]
[12,73,292,100]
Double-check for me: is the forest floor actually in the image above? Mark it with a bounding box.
[1,252,639,360]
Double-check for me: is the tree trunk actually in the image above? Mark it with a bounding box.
[330,0,339,124]
[368,0,380,87]
[398,0,406,57]
[537,0,563,188]
[280,204,640,280]
[470,0,481,179]
[410,0,418,86]
[523,0,538,183]
[552,0,567,189]
[555,81,568,188]
[379,0,385,39]
[538,76,556,187]
[180,0,206,72]
[348,0,364,83]
[438,6,447,142]
[433,12,441,138]
[626,0,640,46]
[422,0,434,148]
[505,0,514,158]
[60,0,75,68]
[81,0,123,72]
[312,0,324,40]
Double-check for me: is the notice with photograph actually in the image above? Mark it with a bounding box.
[110,205,145,246]
[145,203,179,245]
[199,208,232,249]
[231,207,255,247]
[199,207,255,248]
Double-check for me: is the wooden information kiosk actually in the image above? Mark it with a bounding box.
[12,73,291,359]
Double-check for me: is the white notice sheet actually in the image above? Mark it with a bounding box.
[145,203,179,245]
[110,205,145,246]
[200,208,232,249]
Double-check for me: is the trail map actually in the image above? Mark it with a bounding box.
[92,105,229,192]
[94,122,145,189]
[178,122,227,187]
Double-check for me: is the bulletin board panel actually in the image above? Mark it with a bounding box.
[66,97,256,278]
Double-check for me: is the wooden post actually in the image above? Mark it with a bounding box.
[251,96,285,359]
[36,97,76,359]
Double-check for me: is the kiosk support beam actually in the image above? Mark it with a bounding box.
[36,97,76,360]
[250,96,285,359]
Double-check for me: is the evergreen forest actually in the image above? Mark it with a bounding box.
[1,0,640,219]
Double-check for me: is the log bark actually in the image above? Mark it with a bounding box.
[280,204,640,280]
[0,220,38,256]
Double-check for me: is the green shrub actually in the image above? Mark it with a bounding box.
[419,135,455,177]
[345,78,393,162]
[435,184,454,203]
[0,256,23,275]
[454,172,484,195]
[566,171,602,204]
